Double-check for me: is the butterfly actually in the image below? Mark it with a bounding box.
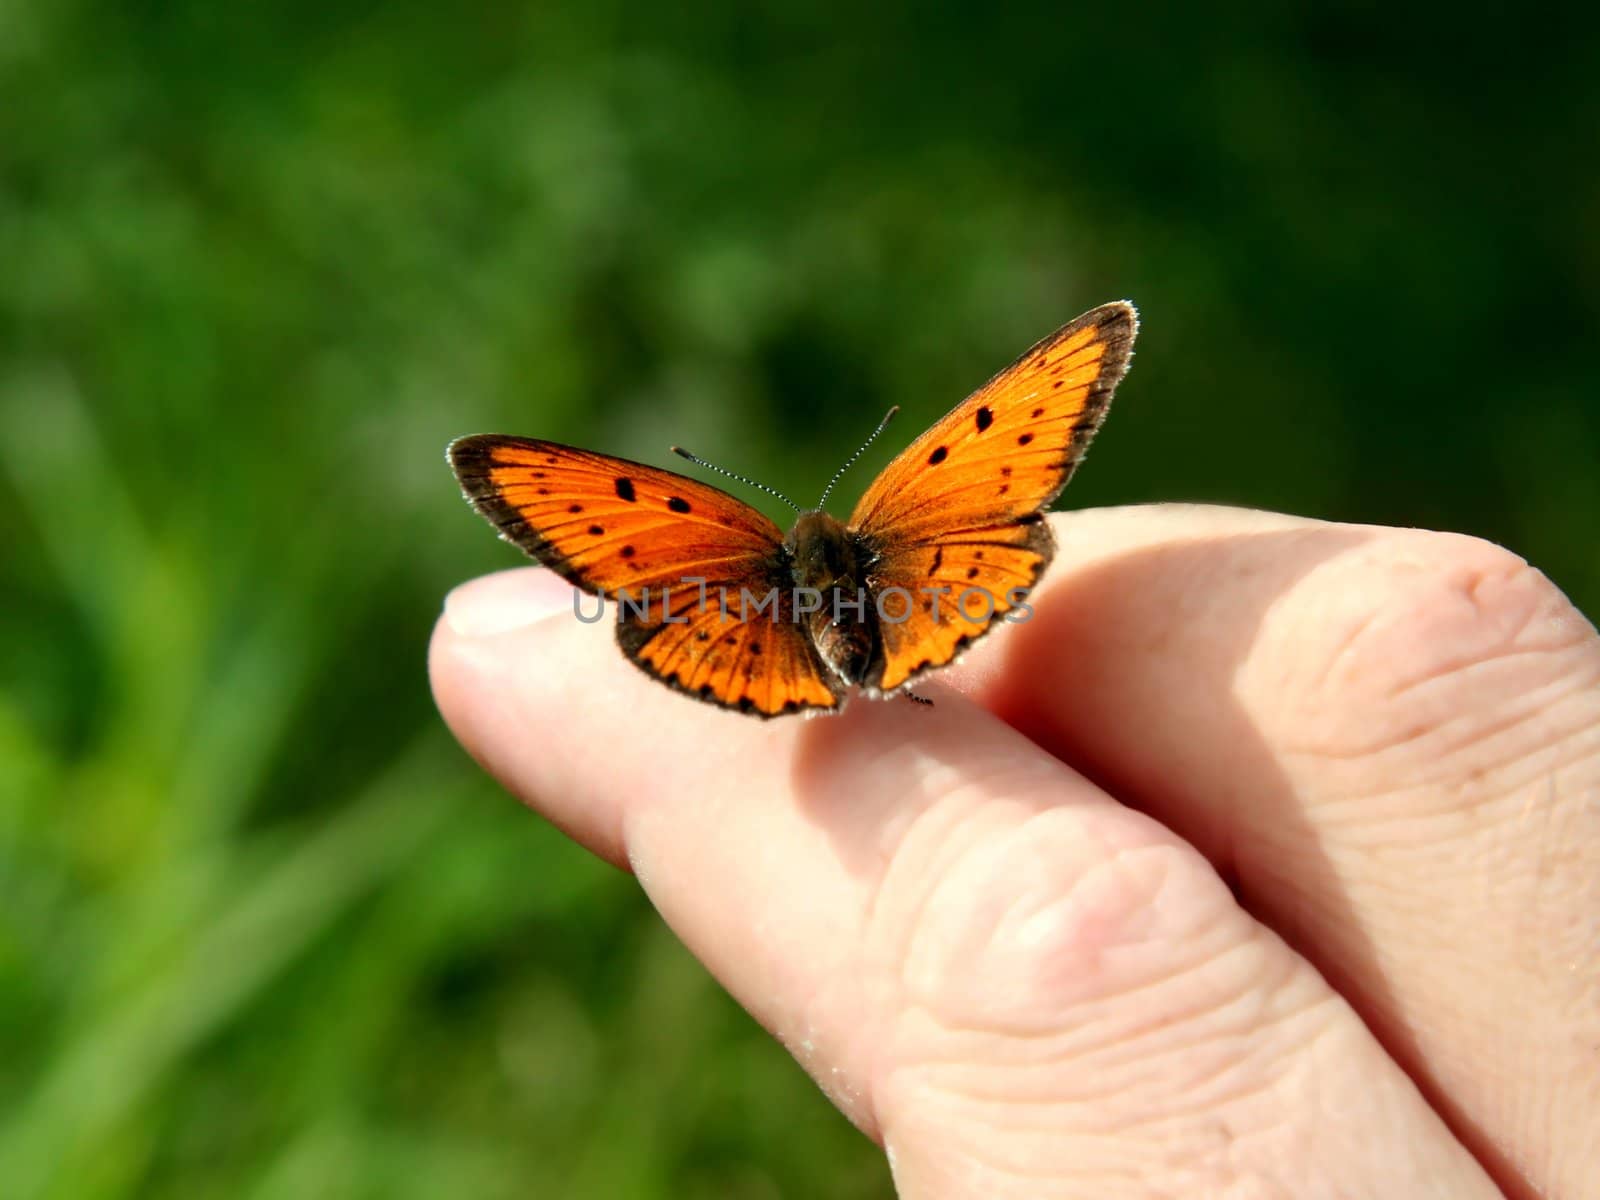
[448,300,1137,718]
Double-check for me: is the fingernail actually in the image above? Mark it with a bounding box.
[444,569,578,637]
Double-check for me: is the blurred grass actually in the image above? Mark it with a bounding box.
[1,2,1596,1196]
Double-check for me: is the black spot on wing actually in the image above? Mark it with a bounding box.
[1017,433,1034,446]
[615,477,637,502]
[975,406,993,432]
[667,496,691,513]
[928,446,948,465]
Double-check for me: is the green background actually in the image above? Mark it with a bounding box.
[3,4,1596,1197]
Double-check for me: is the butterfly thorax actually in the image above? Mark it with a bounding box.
[784,510,879,687]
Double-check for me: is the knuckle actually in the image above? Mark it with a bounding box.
[886,806,1251,1038]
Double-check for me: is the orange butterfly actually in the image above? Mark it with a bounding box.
[449,301,1137,717]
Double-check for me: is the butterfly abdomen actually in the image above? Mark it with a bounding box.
[784,510,880,686]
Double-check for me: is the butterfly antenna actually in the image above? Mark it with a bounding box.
[670,446,802,514]
[816,405,898,510]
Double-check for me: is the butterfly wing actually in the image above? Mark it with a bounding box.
[614,583,844,717]
[449,436,842,716]
[849,302,1138,691]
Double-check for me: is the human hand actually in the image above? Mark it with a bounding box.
[430,504,1598,1199]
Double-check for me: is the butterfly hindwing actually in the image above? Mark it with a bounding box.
[851,302,1138,691]
[617,581,844,716]
[449,435,842,717]
[865,521,1054,692]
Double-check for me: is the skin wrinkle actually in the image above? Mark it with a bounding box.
[1144,951,1322,1090]
[1460,554,1549,619]
[853,740,1077,881]
[887,1090,1160,1181]
[1260,649,1600,966]
[1277,551,1596,774]
[1520,779,1600,1012]
[881,1093,1286,1196]
[1073,962,1333,1118]
[884,948,1192,1090]
[1282,644,1588,762]
[1339,711,1600,811]
[1384,634,1593,703]
[1518,778,1559,962]
[899,978,1333,1120]
[883,1028,1360,1200]
[1458,679,1600,786]
[859,798,962,976]
[895,826,1029,1020]
[913,955,1198,1079]
[902,951,1481,1190]
[897,783,1088,893]
[1273,661,1600,799]
[1308,600,1389,696]
[879,794,1041,997]
[1379,667,1600,767]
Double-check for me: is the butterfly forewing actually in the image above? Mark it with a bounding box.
[850,302,1136,542]
[449,436,783,589]
[449,436,843,716]
[849,302,1138,691]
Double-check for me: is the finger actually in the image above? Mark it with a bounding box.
[430,567,1499,1197]
[956,504,1600,1200]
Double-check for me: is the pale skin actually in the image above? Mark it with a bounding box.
[429,504,1600,1199]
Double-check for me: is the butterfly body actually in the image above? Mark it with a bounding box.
[783,509,881,688]
[449,301,1138,718]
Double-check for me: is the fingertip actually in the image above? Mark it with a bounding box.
[428,575,635,867]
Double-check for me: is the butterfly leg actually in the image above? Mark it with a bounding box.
[903,690,935,708]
